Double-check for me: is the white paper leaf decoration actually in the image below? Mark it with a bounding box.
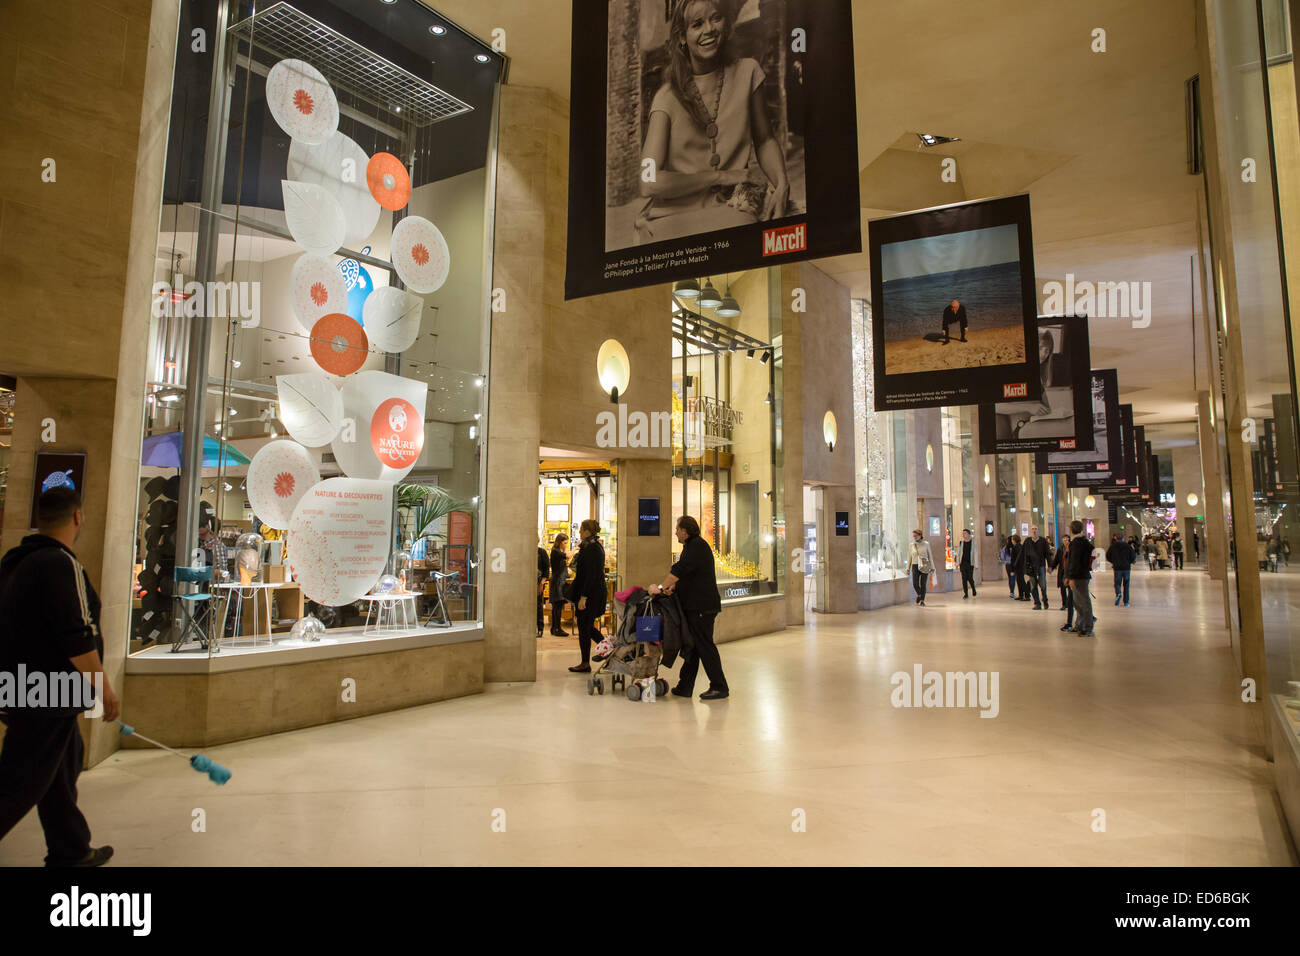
[362,286,423,353]
[282,180,346,256]
[277,373,344,448]
[287,131,381,247]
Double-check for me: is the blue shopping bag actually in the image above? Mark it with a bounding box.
[635,615,663,643]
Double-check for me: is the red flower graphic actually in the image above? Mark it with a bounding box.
[293,89,314,115]
[310,281,328,306]
[273,472,296,498]
[411,243,430,266]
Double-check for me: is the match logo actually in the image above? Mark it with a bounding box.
[762,223,806,256]
[1002,382,1028,398]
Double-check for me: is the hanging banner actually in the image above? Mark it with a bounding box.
[1035,368,1119,475]
[977,315,1092,454]
[277,372,344,448]
[247,440,320,530]
[1069,403,1136,487]
[870,194,1039,410]
[564,0,860,300]
[332,370,428,482]
[288,478,392,607]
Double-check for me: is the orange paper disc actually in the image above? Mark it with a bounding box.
[310,313,369,376]
[366,152,411,211]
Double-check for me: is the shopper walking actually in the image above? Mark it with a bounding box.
[1049,533,1074,631]
[1170,533,1183,570]
[548,533,569,636]
[1023,525,1050,609]
[567,521,606,673]
[1105,533,1134,606]
[1155,536,1170,569]
[1010,534,1031,601]
[1001,536,1016,597]
[651,515,728,700]
[1064,520,1095,636]
[957,529,977,598]
[0,487,119,866]
[908,530,934,606]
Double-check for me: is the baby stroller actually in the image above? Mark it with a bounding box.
[587,588,670,700]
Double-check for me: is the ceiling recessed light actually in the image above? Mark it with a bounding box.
[475,53,490,63]
[429,24,446,35]
[917,132,960,148]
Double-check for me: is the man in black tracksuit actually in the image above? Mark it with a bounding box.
[0,487,118,866]
[652,515,728,700]
[957,529,977,598]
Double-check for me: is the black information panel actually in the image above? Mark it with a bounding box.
[29,452,87,530]
[638,497,661,536]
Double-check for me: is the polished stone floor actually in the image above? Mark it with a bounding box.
[2,568,1295,866]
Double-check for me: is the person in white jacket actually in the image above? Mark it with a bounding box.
[908,529,934,606]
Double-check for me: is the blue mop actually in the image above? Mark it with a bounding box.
[116,720,232,785]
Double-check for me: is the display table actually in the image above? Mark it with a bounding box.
[358,593,420,634]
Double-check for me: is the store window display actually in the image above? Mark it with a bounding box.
[852,299,910,582]
[670,270,782,602]
[127,0,502,659]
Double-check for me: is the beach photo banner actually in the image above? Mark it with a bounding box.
[977,315,1093,454]
[869,194,1040,410]
[1035,369,1120,475]
[563,0,861,300]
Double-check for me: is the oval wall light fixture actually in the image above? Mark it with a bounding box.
[983,464,990,486]
[823,411,837,452]
[1186,493,1199,507]
[596,339,630,404]
[1084,495,1096,508]
[925,444,934,472]
[1021,477,1027,495]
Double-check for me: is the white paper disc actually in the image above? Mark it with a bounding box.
[282,180,346,256]
[277,373,344,448]
[390,216,450,294]
[362,286,423,353]
[289,253,348,334]
[288,478,393,606]
[265,59,338,146]
[287,131,382,247]
[247,440,320,530]
[331,370,427,482]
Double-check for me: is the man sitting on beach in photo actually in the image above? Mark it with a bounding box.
[942,298,967,344]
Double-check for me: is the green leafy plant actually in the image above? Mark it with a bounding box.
[396,483,474,549]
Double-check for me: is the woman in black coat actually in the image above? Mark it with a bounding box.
[548,533,569,636]
[568,519,607,673]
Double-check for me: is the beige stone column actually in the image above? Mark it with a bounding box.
[613,457,672,593]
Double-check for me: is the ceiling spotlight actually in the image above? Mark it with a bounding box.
[746,348,756,359]
[473,412,481,420]
[231,359,241,368]
[228,407,238,416]
[760,350,772,364]
[673,278,701,299]
[474,377,484,387]
[429,24,446,34]
[475,53,490,63]
[697,278,722,309]
[764,391,772,405]
[223,482,232,491]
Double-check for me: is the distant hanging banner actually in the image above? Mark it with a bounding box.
[977,315,1093,454]
[1035,369,1119,475]
[564,0,860,300]
[870,195,1040,410]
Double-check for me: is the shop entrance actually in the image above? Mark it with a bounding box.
[537,456,616,648]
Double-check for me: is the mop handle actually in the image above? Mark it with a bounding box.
[117,721,190,761]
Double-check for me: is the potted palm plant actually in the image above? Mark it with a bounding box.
[396,483,474,563]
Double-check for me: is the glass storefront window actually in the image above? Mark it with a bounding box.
[852,298,910,582]
[671,270,782,601]
[129,0,501,658]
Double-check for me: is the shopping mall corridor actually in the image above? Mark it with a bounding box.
[1,569,1295,866]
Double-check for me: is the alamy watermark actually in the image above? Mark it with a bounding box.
[152,275,261,328]
[890,664,999,718]
[0,667,103,715]
[1041,273,1151,328]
